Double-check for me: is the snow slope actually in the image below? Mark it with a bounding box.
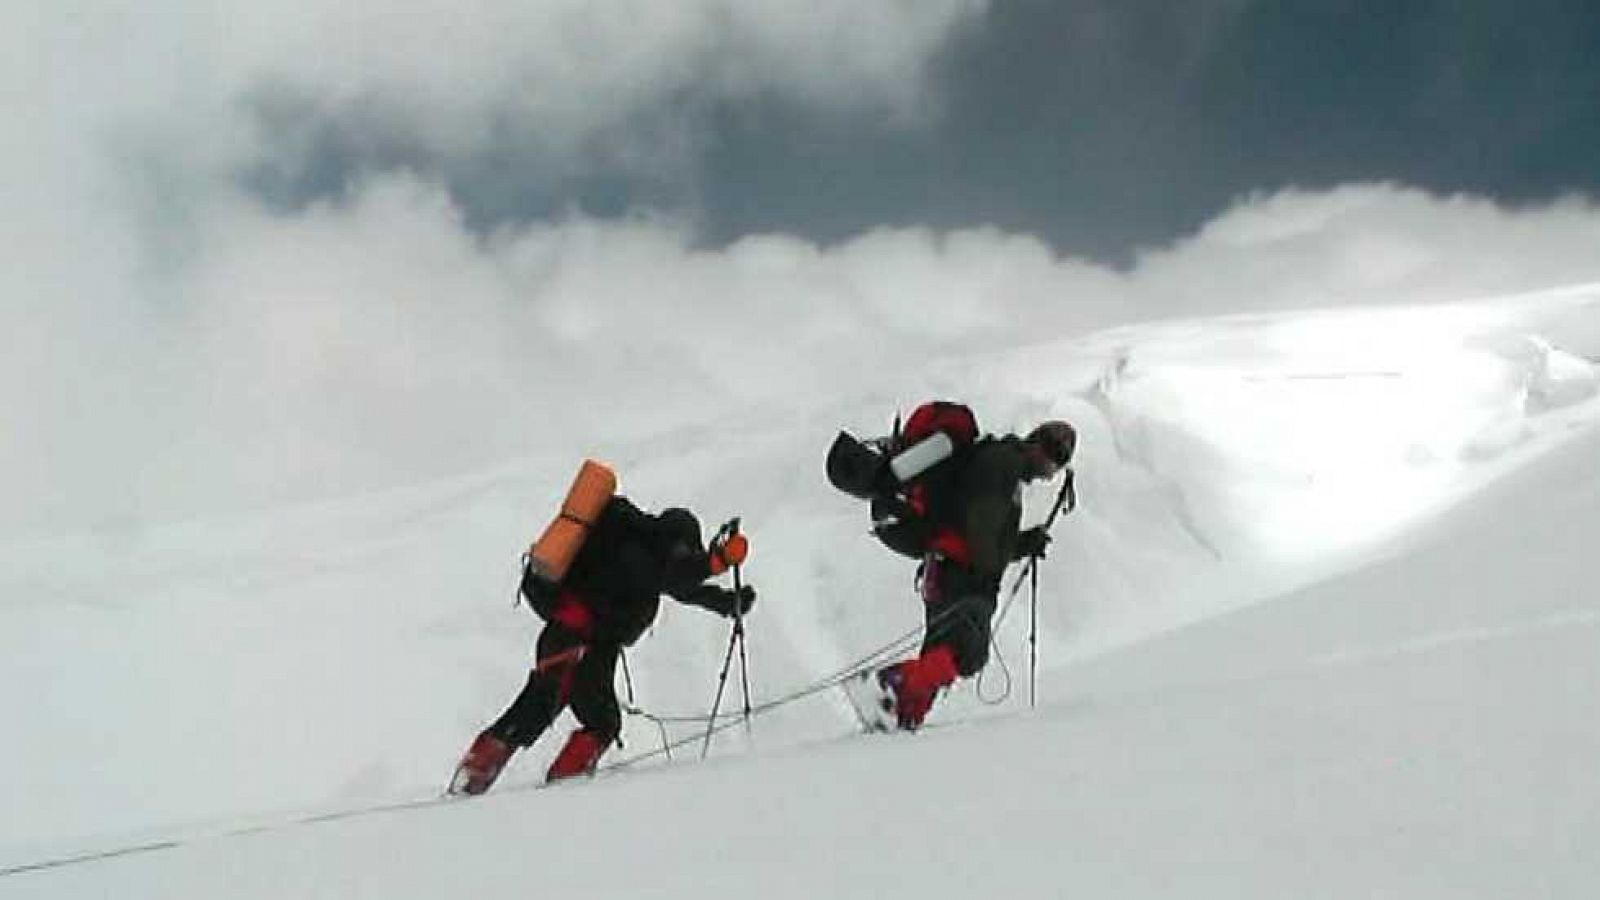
[2,285,1597,897]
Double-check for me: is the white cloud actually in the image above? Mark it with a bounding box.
[1135,184,1600,312]
[5,4,1600,539]
[8,173,1600,538]
[0,1,988,535]
[61,1,987,177]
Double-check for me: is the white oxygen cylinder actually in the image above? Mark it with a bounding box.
[888,431,955,482]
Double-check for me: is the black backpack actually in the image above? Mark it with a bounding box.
[521,497,645,620]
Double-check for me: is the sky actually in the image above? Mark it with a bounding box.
[696,0,1600,257]
[165,1,1600,256]
[6,2,1600,541]
[89,1,1600,255]
[1,292,1597,896]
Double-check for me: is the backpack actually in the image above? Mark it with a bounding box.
[871,401,982,558]
[523,495,669,640]
[886,401,979,482]
[526,459,617,584]
[824,401,979,500]
[896,401,979,451]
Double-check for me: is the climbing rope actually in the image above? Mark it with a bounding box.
[605,591,986,771]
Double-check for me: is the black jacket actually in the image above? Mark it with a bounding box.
[522,497,733,645]
[957,437,1030,578]
[872,436,1029,580]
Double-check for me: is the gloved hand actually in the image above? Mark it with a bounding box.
[678,582,757,617]
[1013,525,1052,560]
[713,584,757,617]
[708,532,749,575]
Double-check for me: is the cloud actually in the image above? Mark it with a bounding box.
[1133,184,1600,313]
[1,1,988,535]
[9,171,1600,539]
[84,1,988,216]
[228,1,982,128]
[3,1,990,298]
[5,5,1600,539]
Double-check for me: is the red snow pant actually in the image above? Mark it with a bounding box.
[918,554,998,677]
[883,555,998,728]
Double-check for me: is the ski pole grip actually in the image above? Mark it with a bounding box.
[710,519,748,575]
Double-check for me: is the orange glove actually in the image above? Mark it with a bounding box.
[709,532,749,575]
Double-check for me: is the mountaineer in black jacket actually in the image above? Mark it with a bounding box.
[450,497,753,794]
[871,419,1076,730]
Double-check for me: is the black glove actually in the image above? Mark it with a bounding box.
[681,583,757,618]
[1013,525,1052,560]
[717,585,757,617]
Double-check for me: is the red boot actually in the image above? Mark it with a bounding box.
[879,645,960,731]
[449,731,516,796]
[546,729,607,782]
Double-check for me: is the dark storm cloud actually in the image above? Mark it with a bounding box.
[220,1,984,239]
[234,2,1599,262]
[416,1,1561,261]
[688,0,1600,260]
[238,83,706,228]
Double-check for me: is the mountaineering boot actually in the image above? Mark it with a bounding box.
[876,665,931,731]
[546,728,607,782]
[840,668,898,733]
[448,731,516,796]
[878,645,960,731]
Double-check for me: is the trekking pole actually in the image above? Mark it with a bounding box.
[1029,549,1039,708]
[1005,468,1076,708]
[1006,467,1077,602]
[701,518,751,759]
[620,648,636,706]
[731,547,754,733]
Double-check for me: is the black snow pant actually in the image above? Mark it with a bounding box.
[919,556,999,677]
[487,623,622,748]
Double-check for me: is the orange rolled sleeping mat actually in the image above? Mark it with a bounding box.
[527,459,617,584]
